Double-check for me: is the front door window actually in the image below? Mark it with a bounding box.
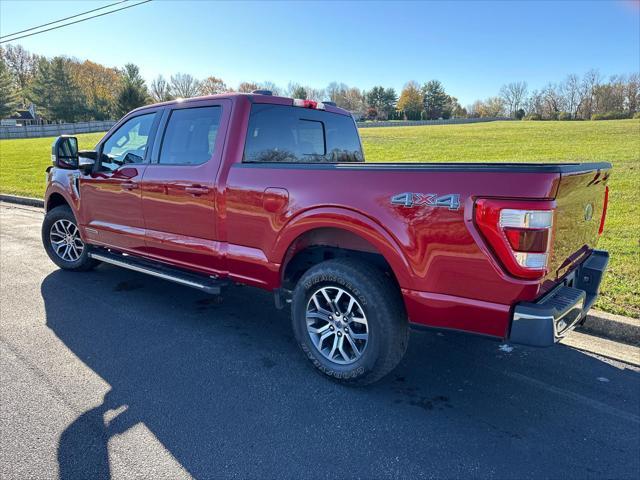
[101,113,156,171]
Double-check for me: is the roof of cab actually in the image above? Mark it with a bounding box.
[131,92,352,117]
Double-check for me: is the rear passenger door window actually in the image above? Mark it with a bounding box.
[159,106,222,165]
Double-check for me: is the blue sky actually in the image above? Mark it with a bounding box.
[1,0,638,105]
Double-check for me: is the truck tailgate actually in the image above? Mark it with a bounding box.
[547,166,611,284]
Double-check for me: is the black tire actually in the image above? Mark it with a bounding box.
[42,205,99,271]
[291,258,409,386]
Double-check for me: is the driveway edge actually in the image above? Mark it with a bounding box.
[0,194,44,208]
[578,310,639,347]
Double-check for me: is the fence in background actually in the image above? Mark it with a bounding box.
[0,121,116,140]
[356,117,511,128]
[0,116,513,139]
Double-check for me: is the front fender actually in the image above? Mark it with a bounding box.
[45,168,80,216]
[271,206,415,289]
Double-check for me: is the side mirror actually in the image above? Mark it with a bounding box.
[51,135,78,169]
[78,150,97,174]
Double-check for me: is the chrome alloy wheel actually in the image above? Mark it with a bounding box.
[306,286,369,365]
[49,219,84,262]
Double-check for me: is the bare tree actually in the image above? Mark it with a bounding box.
[499,81,528,117]
[305,87,326,102]
[625,72,639,114]
[541,83,564,118]
[325,82,349,104]
[200,76,228,95]
[257,80,281,96]
[593,75,626,114]
[525,89,544,116]
[341,87,367,117]
[170,73,201,98]
[559,74,584,118]
[150,75,173,102]
[472,97,506,117]
[283,82,301,97]
[579,69,601,119]
[1,44,38,101]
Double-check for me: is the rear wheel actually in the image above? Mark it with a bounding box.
[291,258,409,385]
[42,206,99,271]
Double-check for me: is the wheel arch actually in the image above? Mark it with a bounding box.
[45,192,70,212]
[273,207,414,290]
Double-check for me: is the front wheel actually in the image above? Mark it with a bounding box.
[42,205,99,271]
[291,258,409,386]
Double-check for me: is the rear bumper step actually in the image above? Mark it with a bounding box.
[509,249,609,347]
[89,249,227,295]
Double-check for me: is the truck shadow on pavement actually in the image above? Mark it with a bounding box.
[41,265,640,480]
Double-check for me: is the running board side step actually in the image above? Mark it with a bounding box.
[89,249,226,295]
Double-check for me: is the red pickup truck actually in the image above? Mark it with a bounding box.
[43,91,610,385]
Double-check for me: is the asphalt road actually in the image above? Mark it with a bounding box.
[1,203,639,480]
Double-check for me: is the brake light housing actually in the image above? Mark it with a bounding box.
[475,199,556,279]
[293,98,325,110]
[598,186,609,235]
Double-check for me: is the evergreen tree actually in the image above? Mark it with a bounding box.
[422,80,449,120]
[366,86,398,120]
[29,57,88,122]
[116,63,148,116]
[291,85,308,99]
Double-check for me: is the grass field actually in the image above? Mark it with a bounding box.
[1,120,638,317]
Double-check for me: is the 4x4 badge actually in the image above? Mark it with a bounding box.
[391,192,460,210]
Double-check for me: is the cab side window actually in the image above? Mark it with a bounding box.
[158,106,222,165]
[101,113,156,171]
[243,104,363,163]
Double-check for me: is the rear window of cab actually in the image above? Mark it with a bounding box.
[243,104,363,163]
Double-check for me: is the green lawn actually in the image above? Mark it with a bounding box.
[1,120,638,317]
[0,132,105,199]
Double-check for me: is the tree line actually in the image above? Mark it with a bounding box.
[1,44,638,123]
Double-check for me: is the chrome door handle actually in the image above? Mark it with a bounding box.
[145,185,166,193]
[121,182,139,190]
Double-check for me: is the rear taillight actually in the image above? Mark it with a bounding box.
[599,186,609,235]
[475,199,556,279]
[293,99,325,110]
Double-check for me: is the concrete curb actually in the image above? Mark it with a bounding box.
[578,310,640,347]
[0,194,44,208]
[1,193,638,348]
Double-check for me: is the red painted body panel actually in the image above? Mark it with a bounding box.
[79,166,148,252]
[45,93,610,340]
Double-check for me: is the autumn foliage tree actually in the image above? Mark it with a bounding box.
[397,81,423,120]
[70,60,120,120]
[200,76,228,95]
[237,81,259,93]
